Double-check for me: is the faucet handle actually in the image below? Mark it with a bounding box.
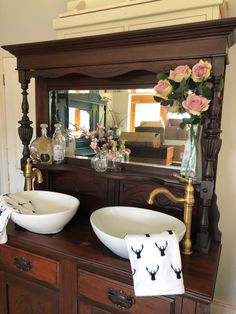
[173,173,192,185]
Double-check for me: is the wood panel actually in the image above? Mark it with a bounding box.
[78,270,174,314]
[59,259,78,314]
[0,245,59,287]
[5,274,59,314]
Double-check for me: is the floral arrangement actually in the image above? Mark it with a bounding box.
[71,123,121,155]
[89,124,112,152]
[153,60,213,129]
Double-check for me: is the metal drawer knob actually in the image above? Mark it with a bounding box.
[107,287,135,309]
[14,256,32,272]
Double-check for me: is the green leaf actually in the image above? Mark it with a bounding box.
[161,99,173,106]
[215,76,224,91]
[153,95,164,103]
[195,81,213,99]
[188,79,196,90]
[202,87,213,99]
[174,82,188,96]
[168,93,177,100]
[179,121,186,129]
[156,73,168,82]
[179,78,188,89]
[192,116,201,125]
[178,107,186,114]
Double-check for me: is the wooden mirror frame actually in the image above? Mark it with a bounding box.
[2,17,236,253]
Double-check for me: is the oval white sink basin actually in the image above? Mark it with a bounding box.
[10,191,79,234]
[90,206,186,259]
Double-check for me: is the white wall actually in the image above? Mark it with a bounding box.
[0,0,236,309]
[214,0,236,306]
[0,0,68,44]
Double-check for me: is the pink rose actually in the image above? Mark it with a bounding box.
[182,94,210,116]
[191,60,212,82]
[154,79,173,99]
[169,65,191,83]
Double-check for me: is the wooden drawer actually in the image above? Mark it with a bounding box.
[78,270,175,314]
[0,245,59,287]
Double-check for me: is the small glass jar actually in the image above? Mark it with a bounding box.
[106,150,122,172]
[91,151,108,172]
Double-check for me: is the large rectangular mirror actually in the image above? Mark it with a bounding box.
[49,89,187,167]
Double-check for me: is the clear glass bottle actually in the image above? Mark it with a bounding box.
[107,141,122,172]
[64,129,76,157]
[30,123,52,164]
[119,140,131,162]
[52,123,65,164]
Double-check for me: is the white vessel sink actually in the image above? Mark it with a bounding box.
[10,191,79,234]
[90,206,186,259]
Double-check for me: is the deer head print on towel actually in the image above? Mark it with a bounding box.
[146,265,159,281]
[131,244,144,259]
[171,264,182,279]
[155,241,168,256]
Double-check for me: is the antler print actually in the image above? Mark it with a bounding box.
[171,264,182,279]
[155,241,168,256]
[131,244,144,259]
[146,265,160,281]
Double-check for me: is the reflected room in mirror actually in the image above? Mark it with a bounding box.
[49,89,187,166]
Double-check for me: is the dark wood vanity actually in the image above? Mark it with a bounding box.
[1,18,236,313]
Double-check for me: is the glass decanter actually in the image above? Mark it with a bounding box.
[30,123,52,164]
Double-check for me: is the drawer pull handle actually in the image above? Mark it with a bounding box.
[107,288,135,309]
[14,256,32,272]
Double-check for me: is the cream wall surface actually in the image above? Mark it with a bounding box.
[214,0,236,306]
[0,0,235,308]
[0,0,68,44]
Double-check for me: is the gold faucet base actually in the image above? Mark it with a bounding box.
[24,158,43,191]
[181,249,192,255]
[147,175,194,255]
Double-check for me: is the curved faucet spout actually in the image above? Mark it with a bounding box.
[147,178,194,255]
[34,168,43,184]
[24,158,43,191]
[147,187,184,205]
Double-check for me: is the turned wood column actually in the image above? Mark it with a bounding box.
[50,90,57,135]
[197,57,225,251]
[18,70,33,171]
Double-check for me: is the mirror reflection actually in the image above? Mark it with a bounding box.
[49,89,187,166]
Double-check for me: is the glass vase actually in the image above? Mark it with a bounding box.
[180,124,202,183]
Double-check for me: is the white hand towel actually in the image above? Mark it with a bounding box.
[125,231,185,296]
[0,196,19,244]
[3,193,36,214]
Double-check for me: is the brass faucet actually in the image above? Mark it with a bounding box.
[24,158,43,191]
[147,175,194,255]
